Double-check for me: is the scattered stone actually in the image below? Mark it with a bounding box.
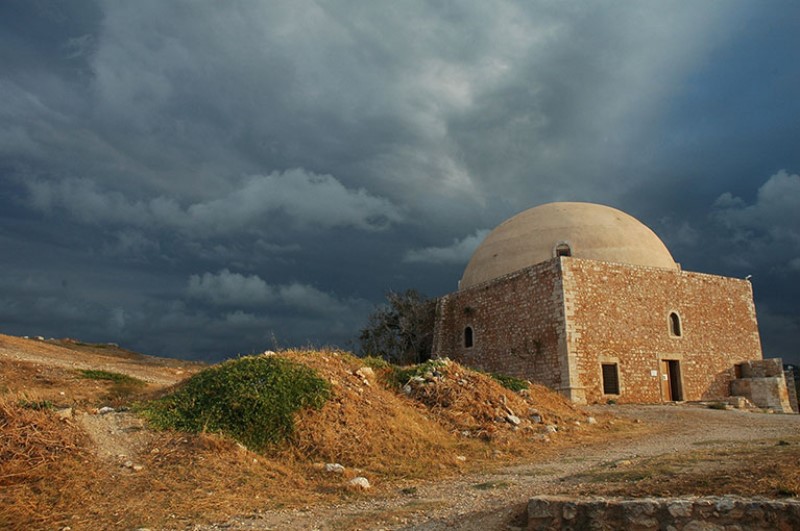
[573,421,581,426]
[132,464,144,472]
[455,455,467,462]
[506,414,521,426]
[324,463,345,473]
[349,476,370,489]
[355,367,375,380]
[98,406,115,415]
[615,460,633,467]
[123,460,134,468]
[402,384,412,395]
[55,407,73,420]
[545,425,557,433]
[587,416,597,424]
[262,350,276,356]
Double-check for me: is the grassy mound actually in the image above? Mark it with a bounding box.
[138,355,331,451]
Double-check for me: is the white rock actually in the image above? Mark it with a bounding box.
[545,425,557,433]
[587,416,598,424]
[98,406,115,415]
[349,476,370,489]
[356,367,375,379]
[132,464,144,471]
[55,407,73,420]
[402,384,412,395]
[506,414,521,426]
[455,455,467,462]
[263,350,276,356]
[123,460,134,468]
[324,463,345,473]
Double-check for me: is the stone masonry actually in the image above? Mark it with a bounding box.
[526,495,800,530]
[433,256,764,404]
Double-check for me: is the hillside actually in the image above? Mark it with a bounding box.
[3,334,798,530]
[0,334,624,530]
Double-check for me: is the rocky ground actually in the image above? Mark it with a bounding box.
[195,404,800,530]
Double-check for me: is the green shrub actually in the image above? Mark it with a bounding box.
[488,373,529,392]
[137,355,331,451]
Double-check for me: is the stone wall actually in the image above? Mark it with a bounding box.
[562,258,763,403]
[786,370,799,414]
[432,256,764,405]
[432,260,568,393]
[526,495,800,530]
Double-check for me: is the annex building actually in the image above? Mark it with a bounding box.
[432,202,797,411]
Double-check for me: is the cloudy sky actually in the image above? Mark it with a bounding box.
[1,1,799,363]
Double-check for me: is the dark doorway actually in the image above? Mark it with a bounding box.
[601,363,620,395]
[660,359,683,401]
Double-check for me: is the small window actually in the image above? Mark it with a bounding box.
[464,326,474,348]
[555,242,572,257]
[669,312,682,337]
[601,363,620,395]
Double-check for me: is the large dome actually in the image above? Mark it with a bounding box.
[460,202,678,289]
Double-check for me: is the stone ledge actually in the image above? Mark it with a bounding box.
[527,495,800,530]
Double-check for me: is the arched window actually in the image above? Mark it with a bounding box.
[669,312,682,337]
[464,326,474,348]
[554,242,572,257]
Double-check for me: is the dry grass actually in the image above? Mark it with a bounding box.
[284,350,473,478]
[560,436,800,499]
[0,342,637,529]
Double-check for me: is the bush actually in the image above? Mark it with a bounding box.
[488,373,529,392]
[138,355,331,451]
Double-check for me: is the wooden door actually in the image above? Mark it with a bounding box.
[660,360,672,401]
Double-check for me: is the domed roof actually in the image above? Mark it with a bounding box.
[460,202,677,289]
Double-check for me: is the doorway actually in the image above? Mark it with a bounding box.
[660,359,683,401]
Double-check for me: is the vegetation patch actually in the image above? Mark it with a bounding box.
[79,369,147,404]
[488,372,529,392]
[472,480,512,490]
[138,355,331,451]
[79,369,144,385]
[17,399,55,411]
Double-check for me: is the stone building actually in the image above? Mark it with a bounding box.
[432,202,785,406]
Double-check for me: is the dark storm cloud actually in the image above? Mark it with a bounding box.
[1,1,799,362]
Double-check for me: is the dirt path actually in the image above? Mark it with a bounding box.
[199,405,800,531]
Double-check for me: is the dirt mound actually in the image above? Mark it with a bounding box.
[0,337,614,529]
[391,358,586,443]
[280,351,469,477]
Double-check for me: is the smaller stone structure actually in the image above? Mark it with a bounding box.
[786,369,799,414]
[526,495,800,530]
[731,359,797,413]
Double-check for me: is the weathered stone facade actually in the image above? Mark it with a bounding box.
[433,256,764,404]
[433,259,569,394]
